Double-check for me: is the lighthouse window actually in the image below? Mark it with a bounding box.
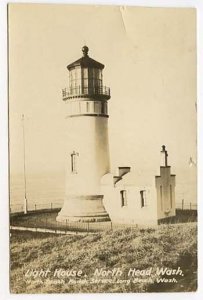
[82,68,88,78]
[71,151,79,174]
[140,190,146,208]
[88,68,102,93]
[94,102,97,113]
[98,69,102,80]
[86,102,90,113]
[101,102,105,114]
[120,190,127,207]
[82,68,88,93]
[70,67,81,95]
[98,70,102,88]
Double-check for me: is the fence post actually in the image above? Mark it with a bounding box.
[87,221,89,232]
[66,219,67,233]
[35,204,37,211]
[182,199,184,210]
[46,218,47,228]
[190,202,192,210]
[51,203,53,210]
[111,222,113,231]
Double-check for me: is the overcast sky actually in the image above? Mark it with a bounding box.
[9,4,196,202]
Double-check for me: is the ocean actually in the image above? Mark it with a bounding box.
[9,171,197,213]
[10,173,64,212]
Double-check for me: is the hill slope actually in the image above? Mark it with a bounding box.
[10,223,197,293]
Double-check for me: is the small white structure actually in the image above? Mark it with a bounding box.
[101,146,176,225]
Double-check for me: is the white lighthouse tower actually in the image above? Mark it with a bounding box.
[57,46,111,222]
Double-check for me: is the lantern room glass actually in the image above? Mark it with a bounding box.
[69,66,81,95]
[69,66,103,95]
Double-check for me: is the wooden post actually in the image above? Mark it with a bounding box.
[35,204,37,211]
[110,222,113,231]
[22,114,28,215]
[51,203,53,210]
[190,202,192,210]
[182,199,184,210]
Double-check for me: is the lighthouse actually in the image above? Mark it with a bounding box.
[57,46,111,222]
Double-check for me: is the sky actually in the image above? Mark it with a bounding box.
[8,4,197,203]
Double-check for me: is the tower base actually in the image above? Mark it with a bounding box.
[56,195,110,223]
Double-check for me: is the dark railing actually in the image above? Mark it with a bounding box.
[10,211,138,233]
[10,201,63,214]
[10,201,197,214]
[10,201,197,234]
[62,85,110,100]
[176,201,197,211]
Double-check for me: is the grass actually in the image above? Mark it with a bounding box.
[10,222,197,293]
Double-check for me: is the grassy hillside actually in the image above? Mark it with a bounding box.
[10,223,197,293]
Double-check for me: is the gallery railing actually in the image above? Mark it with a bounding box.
[62,85,110,100]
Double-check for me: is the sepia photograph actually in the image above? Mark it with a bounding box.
[8,3,197,293]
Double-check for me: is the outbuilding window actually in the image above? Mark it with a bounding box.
[120,190,127,207]
[140,190,146,208]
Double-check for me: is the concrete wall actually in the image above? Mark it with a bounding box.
[65,112,110,196]
[155,167,176,220]
[66,99,108,117]
[57,98,111,222]
[101,173,158,226]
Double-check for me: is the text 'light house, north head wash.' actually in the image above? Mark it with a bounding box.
[57,46,176,225]
[57,46,111,222]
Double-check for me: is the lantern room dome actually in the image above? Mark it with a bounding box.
[67,46,105,70]
[82,45,89,56]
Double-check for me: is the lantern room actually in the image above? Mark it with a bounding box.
[62,46,110,100]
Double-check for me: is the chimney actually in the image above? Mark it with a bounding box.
[160,145,168,167]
